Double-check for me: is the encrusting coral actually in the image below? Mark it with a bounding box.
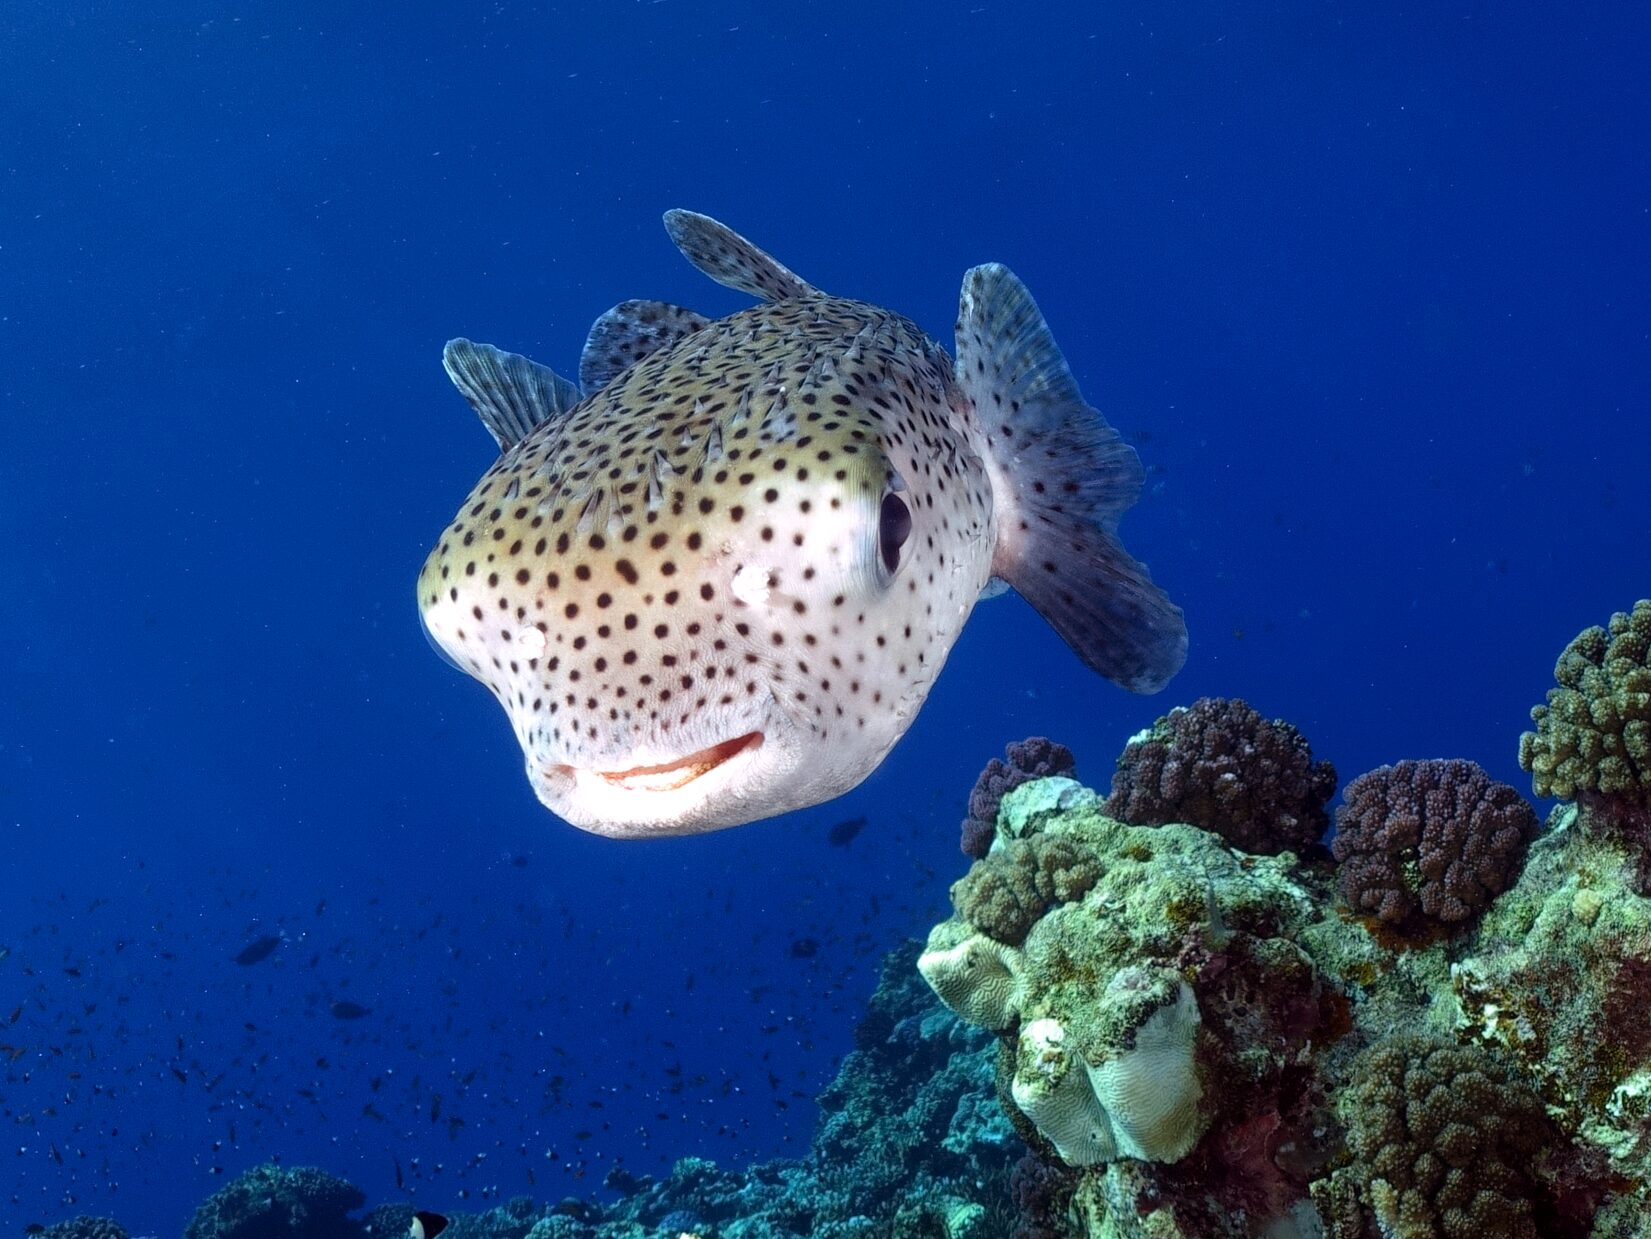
[1104,696,1337,855]
[1452,801,1651,1200]
[1331,758,1538,937]
[962,737,1078,858]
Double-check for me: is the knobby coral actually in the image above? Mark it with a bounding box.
[1332,758,1538,936]
[962,737,1077,858]
[1520,599,1651,810]
[1105,697,1336,855]
[1321,1033,1552,1239]
[951,832,1100,946]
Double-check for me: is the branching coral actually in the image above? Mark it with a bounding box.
[962,737,1078,858]
[1104,697,1336,855]
[1327,1033,1551,1239]
[1331,758,1538,935]
[1520,599,1651,810]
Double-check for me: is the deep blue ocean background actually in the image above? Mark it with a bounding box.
[3,1,1648,1233]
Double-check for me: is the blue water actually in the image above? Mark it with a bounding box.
[3,1,1648,1232]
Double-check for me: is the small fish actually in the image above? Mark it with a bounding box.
[233,934,283,966]
[826,815,867,846]
[418,211,1186,836]
[410,1212,449,1239]
[329,1000,372,1020]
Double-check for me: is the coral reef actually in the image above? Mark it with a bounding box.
[963,737,1078,859]
[37,1220,129,1239]
[183,1164,366,1239]
[1104,696,1337,855]
[1312,1033,1552,1238]
[951,833,1100,946]
[1520,599,1651,809]
[1452,802,1651,1195]
[920,666,1651,1238]
[1331,758,1538,936]
[49,604,1651,1239]
[922,777,1352,1233]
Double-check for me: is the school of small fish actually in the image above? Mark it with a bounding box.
[2,812,948,1228]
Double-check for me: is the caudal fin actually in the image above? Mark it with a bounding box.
[954,264,1187,693]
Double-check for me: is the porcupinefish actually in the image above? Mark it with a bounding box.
[417,211,1186,837]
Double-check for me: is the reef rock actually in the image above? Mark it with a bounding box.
[922,777,1350,1235]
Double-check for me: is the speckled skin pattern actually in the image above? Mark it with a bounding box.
[420,295,994,836]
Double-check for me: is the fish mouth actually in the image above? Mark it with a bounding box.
[569,731,766,794]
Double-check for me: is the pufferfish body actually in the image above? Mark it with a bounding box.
[417,211,1186,837]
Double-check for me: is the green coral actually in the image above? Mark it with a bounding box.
[921,777,1341,1196]
[1330,1033,1549,1239]
[1519,599,1651,803]
[951,832,1100,946]
[1451,804,1651,1189]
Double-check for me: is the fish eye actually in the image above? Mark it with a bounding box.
[878,492,912,575]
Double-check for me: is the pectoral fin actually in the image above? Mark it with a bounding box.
[954,264,1187,693]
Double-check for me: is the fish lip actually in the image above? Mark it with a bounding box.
[553,731,765,795]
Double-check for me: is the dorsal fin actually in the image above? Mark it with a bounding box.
[954,264,1186,694]
[442,339,582,452]
[580,300,711,393]
[663,210,822,302]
